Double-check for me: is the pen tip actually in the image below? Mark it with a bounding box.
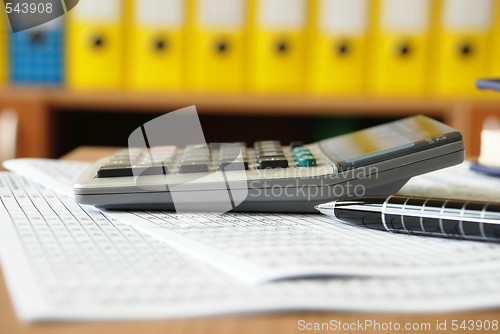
[314,205,320,211]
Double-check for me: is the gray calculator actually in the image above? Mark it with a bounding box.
[74,115,465,212]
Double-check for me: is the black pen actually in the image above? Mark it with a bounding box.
[315,195,500,242]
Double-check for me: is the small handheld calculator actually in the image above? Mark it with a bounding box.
[74,115,464,212]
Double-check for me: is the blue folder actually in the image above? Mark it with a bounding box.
[9,19,63,85]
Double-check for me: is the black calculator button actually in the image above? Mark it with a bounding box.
[133,164,168,176]
[218,161,249,171]
[97,164,168,178]
[290,141,303,149]
[178,163,210,174]
[257,157,289,169]
[97,165,134,178]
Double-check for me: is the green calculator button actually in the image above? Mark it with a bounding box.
[293,147,309,154]
[293,148,311,159]
[295,152,312,160]
[297,155,317,167]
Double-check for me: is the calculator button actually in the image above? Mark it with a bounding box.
[178,163,210,174]
[150,145,177,152]
[293,147,310,155]
[290,141,303,149]
[297,155,317,167]
[134,156,152,165]
[255,140,281,147]
[218,142,246,150]
[293,148,314,159]
[213,143,248,172]
[256,150,284,158]
[220,153,244,159]
[257,143,279,149]
[293,147,308,153]
[134,164,169,176]
[97,164,134,178]
[218,161,249,171]
[257,157,289,169]
[178,144,211,173]
[181,157,209,163]
[97,164,168,178]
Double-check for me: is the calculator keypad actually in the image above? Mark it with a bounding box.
[96,141,320,178]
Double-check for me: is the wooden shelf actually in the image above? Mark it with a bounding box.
[0,87,499,158]
[47,90,454,115]
[4,86,500,113]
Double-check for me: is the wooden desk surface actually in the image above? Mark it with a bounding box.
[1,146,499,334]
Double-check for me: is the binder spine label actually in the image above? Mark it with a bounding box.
[320,0,369,34]
[73,0,121,21]
[258,0,306,29]
[199,0,245,28]
[381,0,430,31]
[136,0,185,26]
[443,0,494,30]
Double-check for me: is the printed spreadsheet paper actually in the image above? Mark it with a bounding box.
[6,159,500,283]
[398,161,500,201]
[5,173,500,321]
[3,158,90,196]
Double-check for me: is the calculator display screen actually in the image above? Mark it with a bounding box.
[319,115,462,170]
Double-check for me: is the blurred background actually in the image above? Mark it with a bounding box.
[1,0,500,160]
